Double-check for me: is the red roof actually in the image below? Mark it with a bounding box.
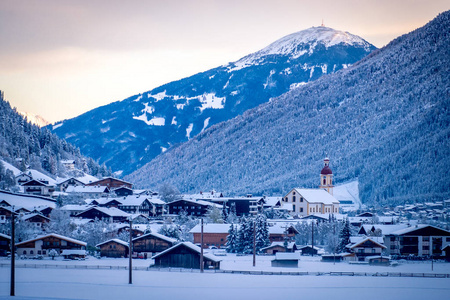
[321,165,332,175]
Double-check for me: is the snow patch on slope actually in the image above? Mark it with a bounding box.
[186,123,193,139]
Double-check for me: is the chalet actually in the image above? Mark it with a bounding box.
[271,252,300,268]
[60,204,93,217]
[117,195,165,216]
[267,223,299,243]
[357,224,409,236]
[132,232,176,257]
[0,190,56,211]
[60,160,75,170]
[16,170,56,186]
[260,242,297,255]
[384,224,450,257]
[151,242,221,270]
[112,186,133,197]
[66,185,110,198]
[20,213,50,229]
[15,233,86,258]
[21,179,55,196]
[31,206,53,218]
[61,249,86,259]
[86,198,122,208]
[76,206,130,223]
[56,177,85,192]
[0,233,11,256]
[0,206,18,223]
[167,199,221,216]
[96,239,129,258]
[87,177,133,189]
[190,224,230,249]
[347,236,386,261]
[297,245,321,256]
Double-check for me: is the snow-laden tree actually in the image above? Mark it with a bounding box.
[45,208,75,237]
[158,183,181,203]
[158,224,180,240]
[337,219,352,253]
[254,214,270,253]
[205,206,224,224]
[226,224,238,253]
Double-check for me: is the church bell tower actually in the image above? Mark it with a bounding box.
[319,157,334,195]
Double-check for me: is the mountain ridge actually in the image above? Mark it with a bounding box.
[125,11,450,204]
[49,26,376,175]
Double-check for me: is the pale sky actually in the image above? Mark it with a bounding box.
[1,0,448,123]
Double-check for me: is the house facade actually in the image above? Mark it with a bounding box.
[132,232,176,256]
[87,177,133,189]
[15,233,86,258]
[96,239,129,258]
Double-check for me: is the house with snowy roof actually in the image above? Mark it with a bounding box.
[0,233,11,256]
[60,159,75,170]
[347,236,387,261]
[383,224,450,257]
[283,158,340,216]
[0,190,56,211]
[56,177,86,192]
[167,198,222,216]
[21,179,55,196]
[151,242,221,270]
[15,233,86,258]
[132,232,176,257]
[75,206,130,223]
[117,195,165,217]
[66,185,110,197]
[96,239,129,258]
[86,177,132,189]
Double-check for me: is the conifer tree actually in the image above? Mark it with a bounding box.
[226,224,238,253]
[254,214,270,253]
[337,219,352,253]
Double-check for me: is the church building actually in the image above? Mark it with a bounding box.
[283,158,340,216]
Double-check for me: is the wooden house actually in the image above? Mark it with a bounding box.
[151,242,221,269]
[96,239,129,258]
[0,233,11,256]
[167,199,221,216]
[22,179,55,196]
[260,242,297,255]
[347,236,386,261]
[297,245,321,256]
[56,177,85,192]
[271,252,300,268]
[189,224,230,249]
[76,206,130,223]
[132,232,176,257]
[15,233,86,258]
[113,186,133,197]
[87,177,133,189]
[20,213,50,229]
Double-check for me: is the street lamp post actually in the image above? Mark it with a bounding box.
[129,217,132,284]
[10,206,15,296]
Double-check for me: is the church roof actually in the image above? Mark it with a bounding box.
[321,165,332,175]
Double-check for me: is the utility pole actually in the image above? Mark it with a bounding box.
[200,218,204,273]
[311,220,314,257]
[10,206,15,296]
[253,220,256,267]
[128,217,132,284]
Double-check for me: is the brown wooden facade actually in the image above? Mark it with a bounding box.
[133,233,175,255]
[97,239,129,258]
[16,234,86,257]
[87,177,132,189]
[152,242,220,269]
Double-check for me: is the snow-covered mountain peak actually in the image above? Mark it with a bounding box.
[229,26,373,71]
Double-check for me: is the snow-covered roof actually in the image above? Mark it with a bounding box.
[151,242,221,262]
[263,197,282,207]
[0,190,56,210]
[116,195,149,206]
[189,223,232,234]
[70,218,93,226]
[60,204,92,212]
[61,249,86,255]
[16,233,87,247]
[274,252,300,260]
[66,185,109,194]
[96,238,129,248]
[20,213,50,221]
[78,206,130,217]
[359,224,410,235]
[170,198,222,208]
[268,223,299,235]
[0,233,11,240]
[19,169,56,185]
[348,236,386,249]
[389,224,450,236]
[292,188,339,205]
[0,159,21,176]
[261,242,296,251]
[75,174,99,185]
[133,232,177,244]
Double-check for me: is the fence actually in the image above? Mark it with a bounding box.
[1,263,449,278]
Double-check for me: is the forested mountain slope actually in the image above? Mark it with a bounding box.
[126,11,450,205]
[0,92,110,180]
[49,27,375,175]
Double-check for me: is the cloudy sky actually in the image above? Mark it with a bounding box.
[1,0,448,123]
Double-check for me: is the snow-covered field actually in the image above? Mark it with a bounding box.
[0,255,449,300]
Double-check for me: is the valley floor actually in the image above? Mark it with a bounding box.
[0,255,449,300]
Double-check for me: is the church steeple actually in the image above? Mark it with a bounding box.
[319,157,334,195]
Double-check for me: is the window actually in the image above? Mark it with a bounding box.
[38,251,42,255]
[371,249,375,253]
[293,205,296,211]
[30,250,34,255]
[300,208,303,212]
[43,251,46,255]
[292,196,296,202]
[23,250,27,255]
[300,198,303,202]
[358,249,364,253]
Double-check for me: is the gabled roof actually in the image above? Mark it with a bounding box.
[66,185,110,194]
[168,198,222,208]
[0,233,11,240]
[290,188,339,205]
[20,213,50,221]
[0,190,56,209]
[18,169,56,185]
[348,236,386,249]
[56,177,85,186]
[77,206,130,218]
[189,224,231,234]
[96,238,129,248]
[274,252,300,260]
[261,242,296,251]
[388,224,450,236]
[88,177,132,186]
[151,242,221,262]
[60,204,92,211]
[132,232,177,244]
[21,179,50,186]
[16,233,87,247]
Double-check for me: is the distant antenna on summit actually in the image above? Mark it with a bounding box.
[321,19,325,27]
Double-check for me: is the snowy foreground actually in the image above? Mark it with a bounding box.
[0,255,449,300]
